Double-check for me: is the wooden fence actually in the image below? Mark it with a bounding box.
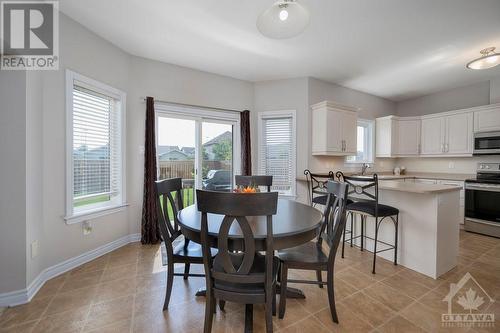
[158,160,231,180]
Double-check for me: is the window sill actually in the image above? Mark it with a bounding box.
[64,203,129,225]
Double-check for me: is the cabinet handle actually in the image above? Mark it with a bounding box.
[446,143,449,152]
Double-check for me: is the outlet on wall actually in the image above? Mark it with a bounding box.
[448,162,455,169]
[31,240,38,259]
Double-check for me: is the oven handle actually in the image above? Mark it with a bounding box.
[465,183,500,192]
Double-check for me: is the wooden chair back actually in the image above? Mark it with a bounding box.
[318,181,350,265]
[155,178,185,250]
[304,169,334,206]
[196,190,278,288]
[235,175,273,192]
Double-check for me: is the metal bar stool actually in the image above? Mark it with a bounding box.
[336,172,399,274]
[304,169,334,207]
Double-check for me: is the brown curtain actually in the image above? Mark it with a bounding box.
[240,110,252,176]
[141,97,161,244]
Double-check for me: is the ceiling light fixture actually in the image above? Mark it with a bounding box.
[257,0,310,39]
[466,47,500,70]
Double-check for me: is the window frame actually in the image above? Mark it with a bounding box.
[345,118,375,165]
[257,110,297,198]
[65,70,127,224]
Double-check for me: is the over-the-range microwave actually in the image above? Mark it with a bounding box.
[473,131,500,155]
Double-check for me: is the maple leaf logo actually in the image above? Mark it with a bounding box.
[457,288,485,313]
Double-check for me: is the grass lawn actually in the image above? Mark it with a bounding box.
[164,188,195,220]
[74,194,110,207]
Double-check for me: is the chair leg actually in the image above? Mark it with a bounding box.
[272,284,277,316]
[265,287,273,333]
[219,299,226,311]
[203,290,214,333]
[183,263,190,280]
[341,216,346,258]
[350,213,354,247]
[372,217,379,275]
[394,215,399,266]
[327,263,339,323]
[360,216,364,252]
[316,270,323,289]
[278,263,288,319]
[163,261,174,310]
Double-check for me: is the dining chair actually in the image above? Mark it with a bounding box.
[336,172,399,274]
[304,169,334,206]
[235,175,273,192]
[155,178,215,310]
[196,190,279,333]
[277,180,349,323]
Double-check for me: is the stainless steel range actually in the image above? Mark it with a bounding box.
[464,163,500,238]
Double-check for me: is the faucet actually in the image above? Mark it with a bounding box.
[361,163,370,175]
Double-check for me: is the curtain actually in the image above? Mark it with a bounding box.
[240,110,252,176]
[141,97,161,244]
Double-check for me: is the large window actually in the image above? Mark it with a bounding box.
[346,119,374,164]
[65,70,126,223]
[258,110,296,196]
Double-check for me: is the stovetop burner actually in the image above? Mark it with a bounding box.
[465,162,500,184]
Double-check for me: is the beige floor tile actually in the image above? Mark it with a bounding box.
[342,291,396,327]
[59,269,103,293]
[0,298,51,329]
[336,268,378,290]
[0,320,38,333]
[95,277,137,302]
[33,306,89,333]
[84,318,131,333]
[45,285,98,316]
[83,295,134,331]
[314,303,374,333]
[351,258,403,280]
[395,268,443,289]
[68,256,109,275]
[273,299,311,330]
[100,263,138,283]
[378,315,427,333]
[401,301,470,333]
[32,275,67,300]
[281,315,330,333]
[381,273,431,299]
[364,282,414,312]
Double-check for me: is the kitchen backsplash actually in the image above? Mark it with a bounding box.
[396,155,500,174]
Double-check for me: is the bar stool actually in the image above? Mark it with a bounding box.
[336,172,399,274]
[304,170,334,207]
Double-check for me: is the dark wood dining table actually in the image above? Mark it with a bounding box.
[177,198,323,331]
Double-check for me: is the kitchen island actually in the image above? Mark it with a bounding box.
[298,176,462,279]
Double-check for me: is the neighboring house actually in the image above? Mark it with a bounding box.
[203,131,232,160]
[158,149,191,161]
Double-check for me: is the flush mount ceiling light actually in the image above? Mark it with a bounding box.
[466,47,500,70]
[257,0,310,39]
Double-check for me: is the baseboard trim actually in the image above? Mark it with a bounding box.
[0,233,141,307]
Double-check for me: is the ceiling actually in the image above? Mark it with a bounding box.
[59,0,500,101]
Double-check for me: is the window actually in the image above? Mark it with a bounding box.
[346,119,374,164]
[65,70,126,223]
[258,111,296,196]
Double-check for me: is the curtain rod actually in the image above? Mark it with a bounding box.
[141,97,243,114]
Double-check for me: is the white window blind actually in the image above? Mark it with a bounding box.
[259,116,294,195]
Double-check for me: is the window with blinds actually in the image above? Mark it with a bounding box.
[259,112,296,195]
[66,70,125,220]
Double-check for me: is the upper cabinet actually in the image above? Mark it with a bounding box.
[375,116,420,157]
[474,104,500,132]
[311,101,358,156]
[420,111,473,156]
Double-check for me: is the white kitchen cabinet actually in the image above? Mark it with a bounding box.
[375,116,420,157]
[437,180,465,225]
[474,104,500,132]
[420,111,473,156]
[311,101,358,156]
[420,117,445,155]
[446,112,473,154]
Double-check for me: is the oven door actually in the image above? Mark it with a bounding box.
[473,131,500,155]
[465,183,500,224]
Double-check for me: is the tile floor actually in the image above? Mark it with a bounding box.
[1,230,499,332]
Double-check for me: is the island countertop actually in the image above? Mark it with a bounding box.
[378,180,461,194]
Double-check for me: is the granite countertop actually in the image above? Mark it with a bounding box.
[378,180,462,194]
[296,172,474,182]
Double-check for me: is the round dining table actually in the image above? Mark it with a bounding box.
[177,198,324,331]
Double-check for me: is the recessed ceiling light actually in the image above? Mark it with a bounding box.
[257,0,310,39]
[466,47,500,70]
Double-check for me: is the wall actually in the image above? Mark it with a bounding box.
[126,56,254,234]
[396,81,490,117]
[0,71,27,293]
[396,79,500,174]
